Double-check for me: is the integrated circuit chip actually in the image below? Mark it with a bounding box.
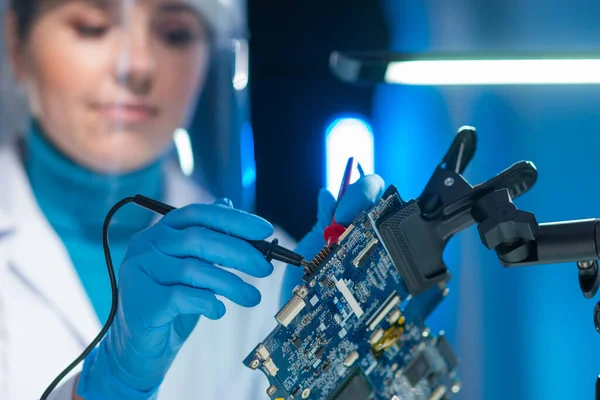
[293,336,302,349]
[404,351,432,387]
[315,346,325,359]
[329,369,372,400]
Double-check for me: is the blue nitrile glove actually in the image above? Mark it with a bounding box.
[77,199,274,399]
[280,175,385,304]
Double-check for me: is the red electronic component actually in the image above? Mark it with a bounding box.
[324,157,363,246]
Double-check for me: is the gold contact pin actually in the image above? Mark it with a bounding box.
[311,247,332,267]
[303,246,333,276]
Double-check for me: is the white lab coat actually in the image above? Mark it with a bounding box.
[0,142,293,399]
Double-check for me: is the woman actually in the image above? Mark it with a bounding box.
[0,0,385,398]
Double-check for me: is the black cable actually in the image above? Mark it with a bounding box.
[40,197,135,400]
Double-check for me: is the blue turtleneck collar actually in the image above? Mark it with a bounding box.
[24,120,165,321]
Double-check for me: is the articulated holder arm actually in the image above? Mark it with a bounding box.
[471,188,600,300]
[414,127,600,302]
[470,187,600,400]
[411,126,600,398]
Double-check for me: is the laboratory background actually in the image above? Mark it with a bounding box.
[1,0,599,399]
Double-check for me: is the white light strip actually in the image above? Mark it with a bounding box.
[232,39,249,91]
[326,118,375,198]
[385,59,600,85]
[174,128,194,177]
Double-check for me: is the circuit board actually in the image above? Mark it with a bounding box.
[244,189,461,400]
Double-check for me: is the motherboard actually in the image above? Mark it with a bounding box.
[243,188,461,400]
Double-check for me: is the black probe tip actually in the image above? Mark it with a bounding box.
[249,239,305,267]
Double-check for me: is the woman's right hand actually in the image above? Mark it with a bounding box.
[76,199,275,399]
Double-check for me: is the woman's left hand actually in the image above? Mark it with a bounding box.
[280,174,385,304]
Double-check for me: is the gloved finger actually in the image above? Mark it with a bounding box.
[334,174,385,225]
[167,286,226,321]
[146,256,262,308]
[160,203,274,241]
[154,225,274,278]
[316,188,336,232]
[138,281,226,329]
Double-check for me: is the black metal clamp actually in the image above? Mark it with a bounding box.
[401,126,600,399]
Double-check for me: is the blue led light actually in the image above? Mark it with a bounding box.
[240,123,257,188]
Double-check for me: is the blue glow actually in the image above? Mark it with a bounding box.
[242,169,257,188]
[325,117,375,198]
[240,123,257,188]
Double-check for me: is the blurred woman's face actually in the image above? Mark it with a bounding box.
[7,0,210,172]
